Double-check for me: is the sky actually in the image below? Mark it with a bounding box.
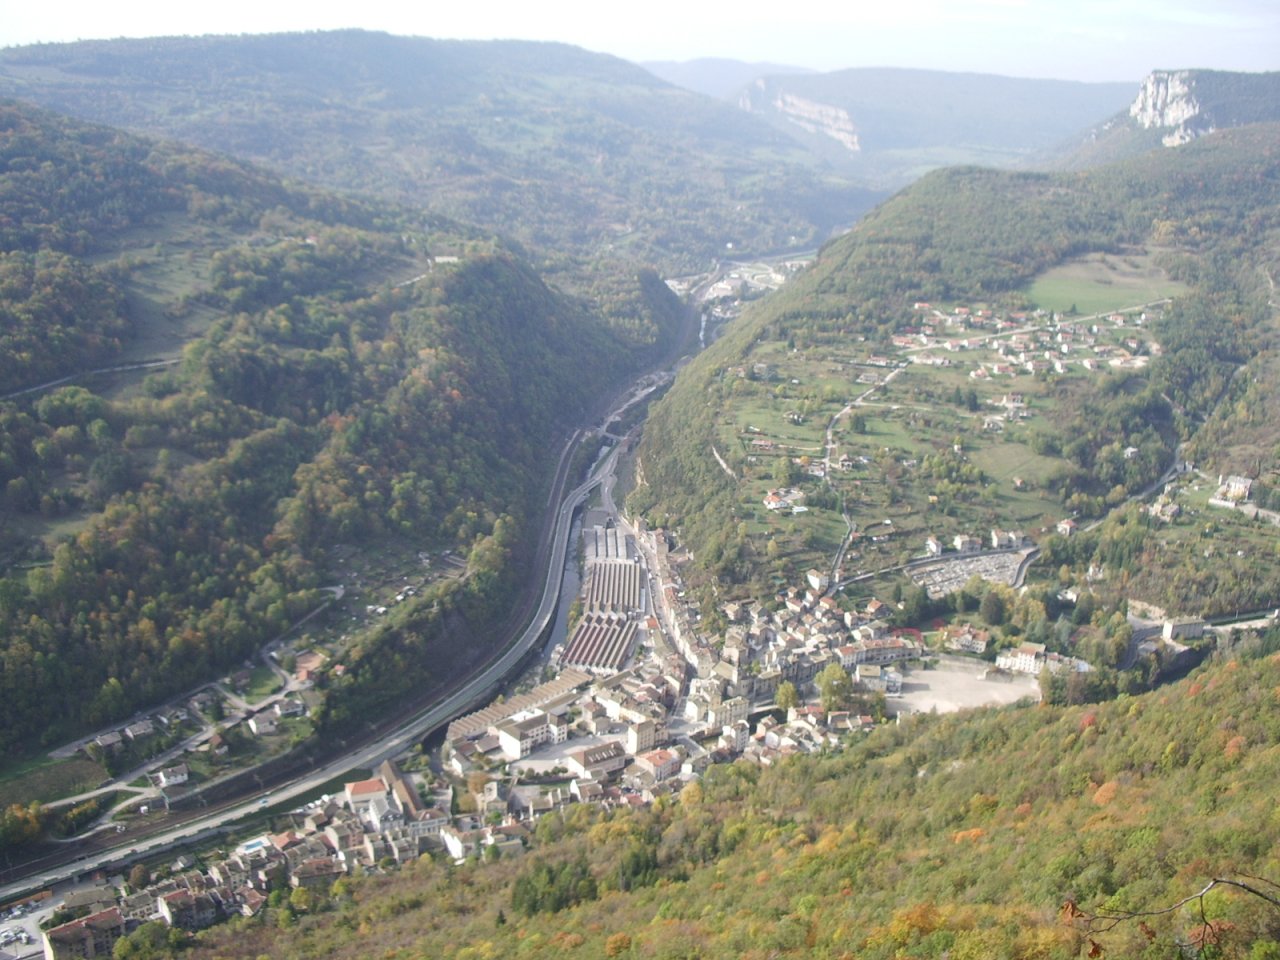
[2,0,1277,83]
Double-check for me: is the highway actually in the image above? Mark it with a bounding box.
[0,419,623,905]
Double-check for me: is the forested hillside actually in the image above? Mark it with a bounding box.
[0,31,882,275]
[629,124,1280,610]
[0,101,677,759]
[182,642,1280,959]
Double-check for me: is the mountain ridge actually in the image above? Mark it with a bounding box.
[1057,67,1280,167]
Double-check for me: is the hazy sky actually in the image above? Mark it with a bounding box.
[3,0,1277,83]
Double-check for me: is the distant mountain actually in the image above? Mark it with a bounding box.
[641,57,815,99]
[1058,68,1280,168]
[0,31,880,272]
[734,68,1135,187]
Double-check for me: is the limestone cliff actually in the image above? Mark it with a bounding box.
[738,80,860,152]
[1128,70,1210,146]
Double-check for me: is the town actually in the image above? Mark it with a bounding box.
[13,295,1249,959]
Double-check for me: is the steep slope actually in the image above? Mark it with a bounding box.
[628,124,1280,600]
[0,31,881,271]
[183,645,1280,959]
[1059,68,1280,168]
[0,101,665,760]
[734,68,1134,187]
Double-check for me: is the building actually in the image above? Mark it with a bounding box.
[1162,618,1206,641]
[43,908,126,960]
[634,748,681,781]
[343,777,387,813]
[123,719,155,741]
[625,718,657,755]
[247,714,277,737]
[567,741,628,780]
[996,642,1047,674]
[156,763,189,788]
[156,890,218,930]
[494,710,567,761]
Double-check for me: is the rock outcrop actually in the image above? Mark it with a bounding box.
[1129,70,1212,146]
[739,81,860,152]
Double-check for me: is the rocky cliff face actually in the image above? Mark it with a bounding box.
[738,80,860,152]
[1129,70,1210,146]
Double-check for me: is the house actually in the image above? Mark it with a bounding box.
[806,569,829,592]
[945,624,990,655]
[855,663,884,690]
[634,748,681,781]
[123,719,155,741]
[92,732,123,753]
[571,778,604,803]
[1220,475,1253,501]
[294,649,327,679]
[247,714,277,737]
[924,536,943,557]
[290,857,345,891]
[953,534,981,554]
[1056,519,1078,537]
[990,529,1025,550]
[274,698,305,718]
[409,808,450,838]
[343,777,387,813]
[43,907,126,960]
[238,888,267,918]
[156,763,189,788]
[996,642,1047,674]
[441,824,483,861]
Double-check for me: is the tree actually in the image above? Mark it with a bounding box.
[980,589,1007,626]
[775,680,799,713]
[128,863,150,892]
[816,663,853,715]
[1065,874,1280,958]
[289,886,314,914]
[773,456,799,486]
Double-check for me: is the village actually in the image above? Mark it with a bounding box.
[27,299,1237,959]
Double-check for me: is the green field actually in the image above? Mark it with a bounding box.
[243,665,283,702]
[0,755,109,808]
[1025,251,1187,316]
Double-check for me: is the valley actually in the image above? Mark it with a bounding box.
[0,33,1278,960]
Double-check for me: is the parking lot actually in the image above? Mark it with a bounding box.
[892,655,1040,715]
[0,916,38,959]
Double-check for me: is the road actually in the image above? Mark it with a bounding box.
[0,443,615,904]
[0,282,701,905]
